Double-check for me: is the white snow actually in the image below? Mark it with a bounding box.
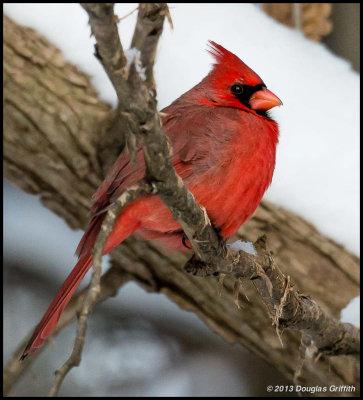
[4,3,359,256]
[340,296,360,327]
[124,47,146,80]
[229,240,257,255]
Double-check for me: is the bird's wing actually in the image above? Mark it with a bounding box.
[91,104,221,216]
[76,105,236,257]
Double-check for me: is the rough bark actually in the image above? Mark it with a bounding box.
[3,14,360,396]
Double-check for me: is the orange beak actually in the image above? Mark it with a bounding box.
[249,88,282,111]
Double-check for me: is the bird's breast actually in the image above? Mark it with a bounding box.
[189,114,278,238]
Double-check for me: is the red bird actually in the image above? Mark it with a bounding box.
[21,41,281,358]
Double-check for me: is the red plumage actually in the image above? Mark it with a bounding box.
[21,41,281,358]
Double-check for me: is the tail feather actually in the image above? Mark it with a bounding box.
[21,253,93,359]
[75,215,105,258]
[21,203,142,360]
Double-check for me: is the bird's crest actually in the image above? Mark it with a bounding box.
[207,40,262,86]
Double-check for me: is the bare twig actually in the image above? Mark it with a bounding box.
[3,265,129,397]
[116,5,139,22]
[184,238,360,357]
[80,3,127,89]
[131,3,171,87]
[48,181,151,396]
[81,3,137,160]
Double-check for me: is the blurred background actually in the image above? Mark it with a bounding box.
[263,3,360,71]
[3,3,360,397]
[323,3,360,71]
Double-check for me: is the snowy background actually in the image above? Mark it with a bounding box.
[3,3,359,397]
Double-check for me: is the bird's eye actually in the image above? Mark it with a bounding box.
[231,84,243,95]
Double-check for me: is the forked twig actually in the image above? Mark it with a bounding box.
[49,181,152,396]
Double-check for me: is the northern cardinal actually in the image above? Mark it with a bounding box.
[21,41,281,359]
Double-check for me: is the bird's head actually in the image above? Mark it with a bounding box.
[198,41,282,116]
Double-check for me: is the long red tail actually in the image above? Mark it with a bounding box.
[21,209,141,359]
[20,253,93,359]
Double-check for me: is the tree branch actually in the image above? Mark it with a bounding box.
[80,3,127,90]
[186,236,360,357]
[3,264,130,397]
[47,3,177,394]
[83,2,359,361]
[48,181,152,396]
[3,12,360,396]
[131,3,172,87]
